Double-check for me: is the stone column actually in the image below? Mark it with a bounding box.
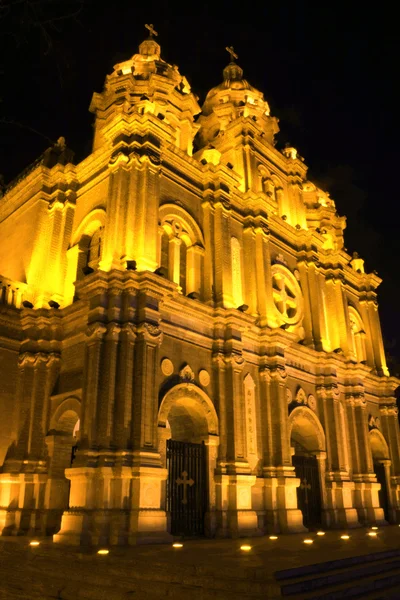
[80,323,107,448]
[297,258,315,348]
[380,404,400,521]
[365,296,389,376]
[352,392,384,524]
[168,236,182,286]
[100,154,131,271]
[113,323,136,449]
[213,199,234,308]
[133,155,160,272]
[318,380,359,528]
[262,365,305,533]
[129,321,170,544]
[254,223,274,327]
[186,244,204,297]
[201,197,214,305]
[242,223,257,315]
[97,323,121,448]
[0,351,60,535]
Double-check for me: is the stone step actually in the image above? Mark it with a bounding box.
[280,558,400,596]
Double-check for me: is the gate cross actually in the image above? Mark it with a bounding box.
[300,478,311,504]
[176,471,194,505]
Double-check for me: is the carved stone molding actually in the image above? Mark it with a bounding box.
[161,358,174,377]
[121,322,137,342]
[86,322,107,341]
[137,322,163,345]
[179,363,195,382]
[199,369,210,387]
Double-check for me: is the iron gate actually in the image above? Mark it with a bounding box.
[166,439,207,536]
[374,462,390,521]
[292,454,322,529]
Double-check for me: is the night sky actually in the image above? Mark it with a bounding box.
[1,1,399,368]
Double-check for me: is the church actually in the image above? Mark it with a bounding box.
[0,25,399,546]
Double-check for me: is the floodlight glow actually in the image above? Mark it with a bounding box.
[368,532,377,537]
[316,531,325,536]
[303,539,313,544]
[29,541,40,547]
[340,535,350,540]
[97,549,109,555]
[269,535,278,540]
[240,545,252,551]
[172,543,183,548]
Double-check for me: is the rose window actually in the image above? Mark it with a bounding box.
[271,264,303,326]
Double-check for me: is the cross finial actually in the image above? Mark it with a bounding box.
[225,46,238,62]
[145,23,158,38]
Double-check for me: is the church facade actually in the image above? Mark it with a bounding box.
[0,28,399,545]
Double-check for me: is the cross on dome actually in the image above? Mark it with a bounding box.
[225,46,238,62]
[145,23,158,38]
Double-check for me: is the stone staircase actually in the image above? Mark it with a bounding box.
[275,549,400,599]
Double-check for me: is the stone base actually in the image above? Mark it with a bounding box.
[215,509,261,538]
[53,508,172,546]
[323,507,360,529]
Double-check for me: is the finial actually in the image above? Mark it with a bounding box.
[225,46,238,62]
[145,23,158,38]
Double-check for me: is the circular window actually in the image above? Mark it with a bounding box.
[271,264,303,326]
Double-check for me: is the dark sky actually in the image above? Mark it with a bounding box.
[1,1,399,367]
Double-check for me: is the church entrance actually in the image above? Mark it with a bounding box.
[166,439,207,536]
[292,453,322,529]
[374,462,390,522]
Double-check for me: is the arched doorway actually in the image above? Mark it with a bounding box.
[158,383,219,537]
[44,397,80,534]
[370,429,391,522]
[288,406,326,530]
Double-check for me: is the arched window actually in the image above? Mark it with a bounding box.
[158,208,204,299]
[230,236,243,307]
[348,306,367,363]
[86,227,103,269]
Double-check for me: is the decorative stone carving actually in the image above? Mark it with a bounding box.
[179,363,195,382]
[286,388,293,404]
[199,369,210,387]
[244,374,258,469]
[296,387,307,404]
[271,263,304,327]
[307,394,317,410]
[161,358,174,377]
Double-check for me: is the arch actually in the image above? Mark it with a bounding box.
[348,305,367,362]
[50,397,81,435]
[288,406,326,453]
[158,383,218,441]
[71,208,106,246]
[370,429,390,461]
[159,204,205,247]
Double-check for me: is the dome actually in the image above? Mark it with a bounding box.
[196,49,278,149]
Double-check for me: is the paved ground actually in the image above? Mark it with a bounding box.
[0,525,400,599]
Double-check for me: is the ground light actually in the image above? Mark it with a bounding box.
[172,543,183,548]
[316,531,325,536]
[340,535,350,540]
[303,539,313,544]
[371,526,378,530]
[269,536,278,540]
[368,532,378,537]
[29,541,40,547]
[240,545,252,552]
[97,549,109,555]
